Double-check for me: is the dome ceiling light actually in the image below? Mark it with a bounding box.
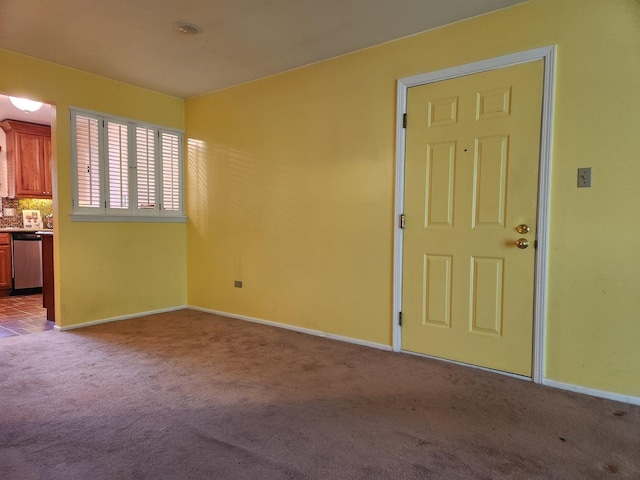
[173,21,202,35]
[9,96,43,113]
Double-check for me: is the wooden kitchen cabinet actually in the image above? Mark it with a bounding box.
[43,135,53,198]
[0,119,52,199]
[0,233,11,294]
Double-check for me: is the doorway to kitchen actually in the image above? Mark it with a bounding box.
[0,92,55,338]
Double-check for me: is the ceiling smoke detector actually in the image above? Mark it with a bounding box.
[173,21,202,35]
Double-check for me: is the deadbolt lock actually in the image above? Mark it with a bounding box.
[516,224,531,234]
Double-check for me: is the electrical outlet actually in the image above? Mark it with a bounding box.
[234,281,243,288]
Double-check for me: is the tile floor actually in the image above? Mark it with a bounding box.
[0,293,54,338]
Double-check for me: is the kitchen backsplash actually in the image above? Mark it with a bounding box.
[0,198,53,229]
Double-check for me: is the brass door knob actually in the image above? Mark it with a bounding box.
[515,238,529,249]
[516,224,531,234]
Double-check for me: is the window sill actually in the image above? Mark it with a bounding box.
[70,214,187,223]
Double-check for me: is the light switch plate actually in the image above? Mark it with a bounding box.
[578,167,592,188]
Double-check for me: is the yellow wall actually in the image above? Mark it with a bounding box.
[186,0,640,397]
[0,49,187,327]
[2,0,637,399]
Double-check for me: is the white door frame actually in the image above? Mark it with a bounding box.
[392,46,556,384]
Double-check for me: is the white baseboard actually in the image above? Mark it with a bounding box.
[194,307,638,406]
[54,305,187,331]
[543,379,640,406]
[53,304,639,407]
[187,305,393,352]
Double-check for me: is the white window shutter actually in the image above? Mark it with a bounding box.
[106,120,129,211]
[73,114,101,210]
[135,126,158,212]
[160,131,182,214]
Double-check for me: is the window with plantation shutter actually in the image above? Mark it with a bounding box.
[70,108,185,222]
[72,113,101,210]
[106,121,129,210]
[161,131,181,212]
[135,126,157,211]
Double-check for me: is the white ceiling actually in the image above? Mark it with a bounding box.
[0,0,525,100]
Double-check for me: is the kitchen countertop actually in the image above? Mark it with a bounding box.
[0,227,54,233]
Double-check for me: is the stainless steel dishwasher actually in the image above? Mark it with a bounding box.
[12,233,43,294]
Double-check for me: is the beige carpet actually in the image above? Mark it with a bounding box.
[0,309,638,479]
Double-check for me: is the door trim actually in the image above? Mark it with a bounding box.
[392,46,556,384]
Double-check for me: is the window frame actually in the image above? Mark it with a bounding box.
[70,108,186,223]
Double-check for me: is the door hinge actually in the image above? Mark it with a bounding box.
[398,312,403,326]
[402,113,407,128]
[400,213,405,229]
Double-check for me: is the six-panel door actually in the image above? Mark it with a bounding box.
[401,60,544,376]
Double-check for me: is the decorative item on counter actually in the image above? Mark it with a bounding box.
[44,214,53,229]
[22,209,43,229]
